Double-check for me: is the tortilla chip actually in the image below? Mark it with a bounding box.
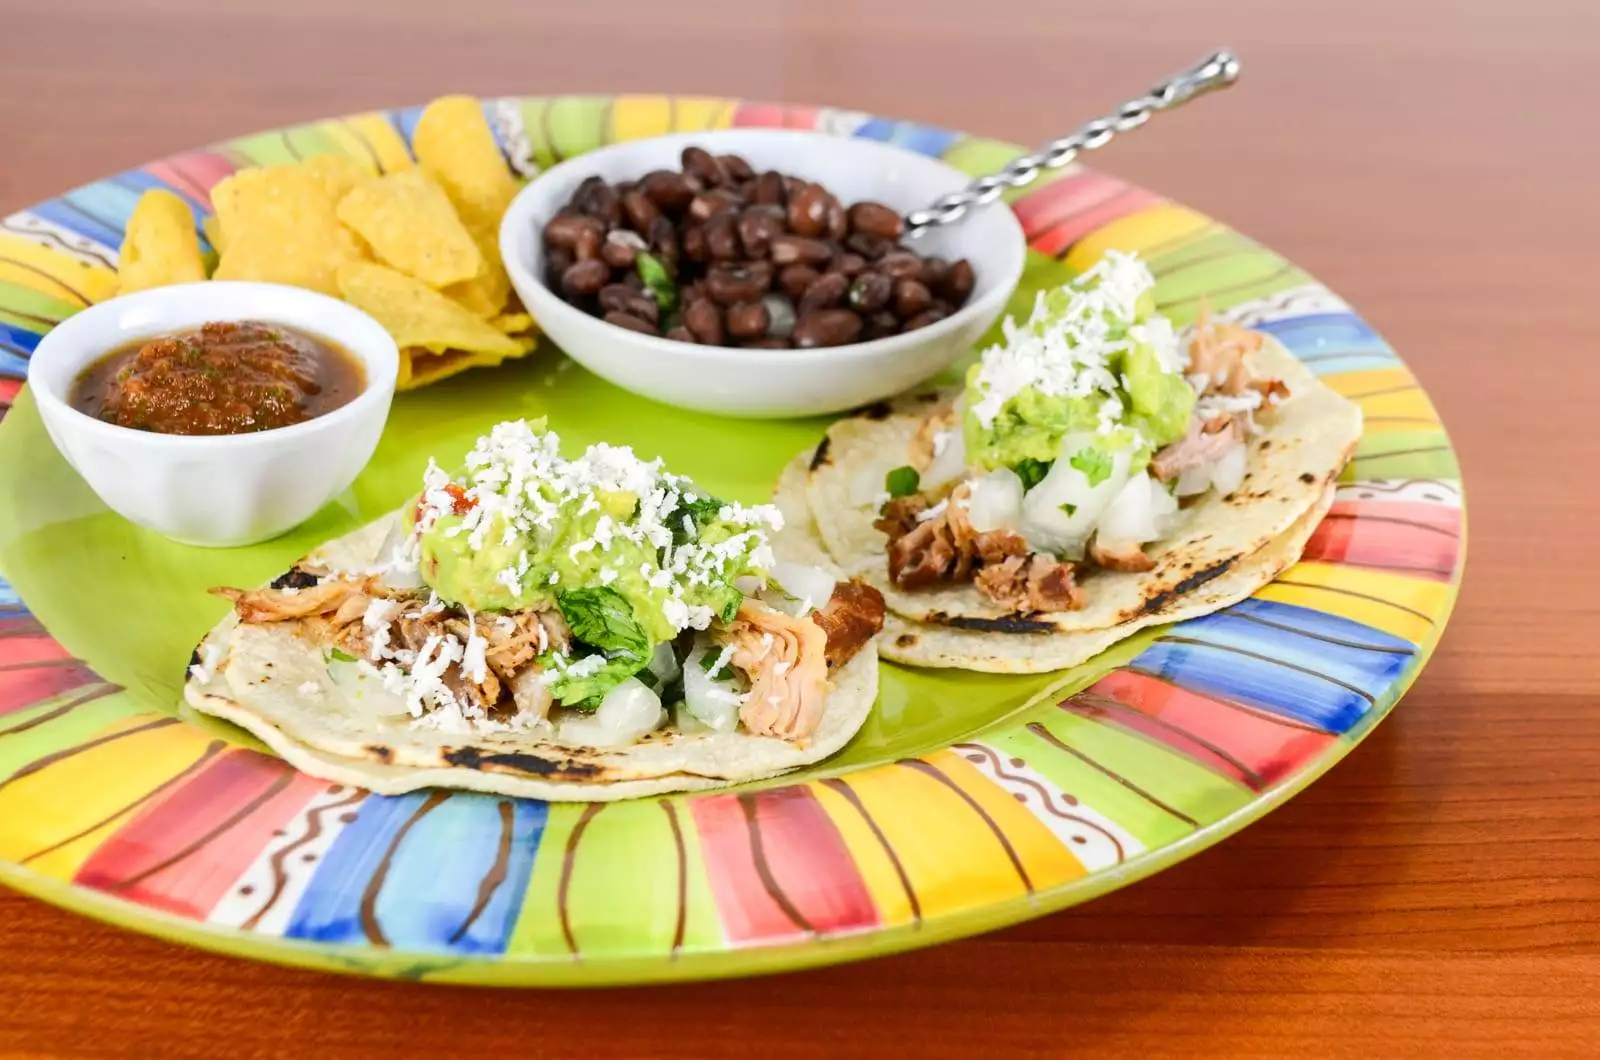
[118,189,207,294]
[302,154,375,203]
[412,95,520,233]
[212,166,363,297]
[335,169,482,289]
[336,261,525,388]
[442,224,512,318]
[489,312,533,335]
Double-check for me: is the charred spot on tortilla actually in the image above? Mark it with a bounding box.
[860,400,894,420]
[1139,555,1237,615]
[442,745,605,779]
[1299,471,1316,484]
[1259,439,1272,451]
[894,633,919,648]
[187,645,203,674]
[931,611,1056,634]
[366,743,395,764]
[270,566,322,591]
[808,435,832,471]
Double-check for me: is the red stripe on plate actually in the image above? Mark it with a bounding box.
[1302,501,1461,581]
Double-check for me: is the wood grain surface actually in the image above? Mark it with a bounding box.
[1,0,1596,1056]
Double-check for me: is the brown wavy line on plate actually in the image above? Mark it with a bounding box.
[51,197,126,246]
[110,761,296,891]
[279,127,308,163]
[0,682,121,738]
[738,791,815,935]
[1352,445,1454,466]
[1340,478,1460,497]
[20,739,225,867]
[1268,577,1437,624]
[0,337,32,359]
[359,789,452,947]
[661,800,689,956]
[1152,635,1378,708]
[0,657,89,674]
[1155,262,1299,314]
[817,776,922,924]
[538,102,564,165]
[1042,186,1172,262]
[1149,244,1274,283]
[1105,666,1334,736]
[954,741,1128,862]
[1297,348,1392,363]
[150,158,213,211]
[557,802,605,957]
[1321,511,1460,538]
[0,216,118,270]
[0,255,91,307]
[1318,557,1455,578]
[1220,609,1418,655]
[1344,382,1421,400]
[240,786,368,932]
[1363,415,1441,427]
[0,715,177,793]
[447,799,516,946]
[1062,692,1265,790]
[896,758,1033,895]
[0,617,47,638]
[0,306,62,330]
[1025,721,1201,828]
[342,122,388,176]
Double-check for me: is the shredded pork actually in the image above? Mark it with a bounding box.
[718,601,830,743]
[812,579,886,670]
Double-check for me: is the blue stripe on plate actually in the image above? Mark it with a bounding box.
[851,117,961,158]
[28,199,124,249]
[285,791,547,953]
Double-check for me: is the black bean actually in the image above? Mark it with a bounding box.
[824,196,848,241]
[561,259,610,297]
[826,252,868,278]
[574,225,602,261]
[877,251,923,281]
[903,308,947,331]
[688,190,741,223]
[726,301,769,339]
[738,205,785,259]
[719,153,756,182]
[942,259,976,306]
[544,212,603,250]
[794,310,863,348]
[599,283,637,314]
[648,216,679,268]
[786,184,829,237]
[574,177,623,227]
[681,146,726,186]
[622,189,660,234]
[684,299,725,344]
[666,325,696,343]
[848,201,904,241]
[604,310,658,335]
[798,271,848,315]
[846,231,892,260]
[706,263,768,305]
[893,278,933,319]
[601,229,644,269]
[920,256,950,292]
[753,170,786,206]
[545,244,575,281]
[705,213,741,261]
[623,271,646,292]
[863,311,900,340]
[769,234,832,267]
[847,272,892,313]
[640,170,695,213]
[681,224,709,263]
[779,264,821,299]
[742,337,795,349]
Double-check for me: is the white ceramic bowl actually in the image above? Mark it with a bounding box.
[501,129,1026,418]
[28,282,399,548]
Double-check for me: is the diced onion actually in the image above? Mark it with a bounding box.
[647,641,681,688]
[1097,471,1179,548]
[921,425,968,491]
[763,560,836,616]
[1210,442,1247,497]
[682,636,743,733]
[373,519,424,589]
[967,468,1024,532]
[557,677,664,748]
[1019,436,1130,560]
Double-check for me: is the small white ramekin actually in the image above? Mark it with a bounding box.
[27,281,398,547]
[501,129,1026,419]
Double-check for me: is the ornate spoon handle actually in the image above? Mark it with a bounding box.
[904,49,1242,235]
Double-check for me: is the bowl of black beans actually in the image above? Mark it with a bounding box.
[500,129,1026,418]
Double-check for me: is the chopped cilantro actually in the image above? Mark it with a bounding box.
[885,466,920,498]
[1069,448,1113,487]
[1013,458,1051,490]
[1059,502,1077,517]
[557,587,651,663]
[330,648,357,663]
[636,252,679,312]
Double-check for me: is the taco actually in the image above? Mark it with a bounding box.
[185,420,885,800]
[799,251,1360,671]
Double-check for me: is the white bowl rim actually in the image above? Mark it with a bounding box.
[27,280,400,451]
[500,128,1026,367]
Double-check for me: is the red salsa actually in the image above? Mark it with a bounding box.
[71,320,365,436]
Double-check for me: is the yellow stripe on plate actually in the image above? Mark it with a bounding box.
[1061,203,1211,272]
[1320,367,1418,401]
[340,113,416,173]
[672,97,738,132]
[610,96,674,142]
[0,714,220,880]
[1258,561,1451,644]
[0,234,118,306]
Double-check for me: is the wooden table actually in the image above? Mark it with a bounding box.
[2,0,1595,1055]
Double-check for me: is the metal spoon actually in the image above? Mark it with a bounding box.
[904,49,1242,236]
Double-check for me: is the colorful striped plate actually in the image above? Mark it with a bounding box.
[0,96,1463,985]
